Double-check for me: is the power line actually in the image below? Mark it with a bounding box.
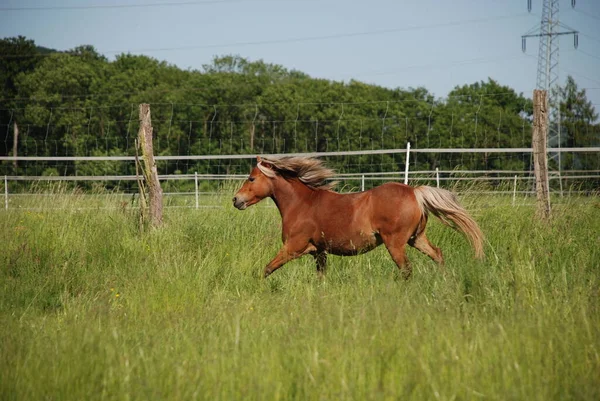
[521,51,600,90]
[578,32,600,45]
[0,12,533,59]
[105,13,534,54]
[0,0,244,11]
[578,49,600,62]
[563,69,600,86]
[573,7,600,22]
[349,52,537,80]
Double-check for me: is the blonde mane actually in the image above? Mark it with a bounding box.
[258,156,337,190]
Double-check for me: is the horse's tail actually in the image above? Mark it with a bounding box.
[413,186,484,259]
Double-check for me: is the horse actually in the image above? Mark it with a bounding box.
[233,156,484,279]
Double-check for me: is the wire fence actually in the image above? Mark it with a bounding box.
[3,100,598,178]
[2,146,599,210]
[2,96,599,209]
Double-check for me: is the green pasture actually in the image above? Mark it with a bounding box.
[1,187,599,400]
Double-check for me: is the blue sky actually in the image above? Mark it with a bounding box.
[1,0,599,107]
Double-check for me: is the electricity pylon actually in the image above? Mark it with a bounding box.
[521,0,578,174]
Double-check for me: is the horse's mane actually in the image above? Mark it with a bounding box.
[258,156,337,190]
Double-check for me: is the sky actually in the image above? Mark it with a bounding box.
[1,0,600,108]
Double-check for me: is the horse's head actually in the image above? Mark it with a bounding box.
[232,156,276,210]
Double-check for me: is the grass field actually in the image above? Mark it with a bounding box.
[1,187,599,401]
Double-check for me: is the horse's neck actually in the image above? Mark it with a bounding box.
[270,177,315,218]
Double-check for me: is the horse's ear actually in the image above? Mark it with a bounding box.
[258,156,273,170]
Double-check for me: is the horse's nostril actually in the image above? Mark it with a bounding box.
[232,197,237,203]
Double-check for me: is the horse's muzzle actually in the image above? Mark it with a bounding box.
[232,196,247,210]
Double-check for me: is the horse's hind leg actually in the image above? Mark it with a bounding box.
[380,234,411,280]
[409,231,444,267]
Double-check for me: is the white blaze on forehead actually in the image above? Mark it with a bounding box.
[257,162,276,178]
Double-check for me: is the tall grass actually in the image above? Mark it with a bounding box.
[1,186,599,401]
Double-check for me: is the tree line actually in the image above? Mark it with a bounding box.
[1,36,598,189]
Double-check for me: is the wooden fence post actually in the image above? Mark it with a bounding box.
[404,142,411,185]
[138,104,163,227]
[195,172,199,209]
[532,90,551,220]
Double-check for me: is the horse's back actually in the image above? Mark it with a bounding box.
[315,183,421,232]
[363,182,414,208]
[316,182,418,217]
[368,182,415,198]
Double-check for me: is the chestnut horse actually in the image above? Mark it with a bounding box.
[233,156,484,279]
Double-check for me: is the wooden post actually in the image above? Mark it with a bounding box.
[532,90,551,220]
[134,138,147,229]
[138,104,163,227]
[249,123,255,152]
[404,142,411,185]
[195,172,199,209]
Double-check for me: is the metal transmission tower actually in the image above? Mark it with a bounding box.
[522,0,578,173]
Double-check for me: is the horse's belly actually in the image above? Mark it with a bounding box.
[319,230,382,256]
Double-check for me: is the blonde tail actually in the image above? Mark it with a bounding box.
[413,186,484,259]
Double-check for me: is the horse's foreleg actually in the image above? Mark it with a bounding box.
[314,252,327,278]
[263,248,296,278]
[263,242,317,278]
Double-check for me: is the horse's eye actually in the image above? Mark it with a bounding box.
[248,176,255,182]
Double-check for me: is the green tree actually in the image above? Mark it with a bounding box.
[551,76,599,176]
[3,38,557,187]
[16,50,106,150]
[435,79,533,171]
[0,36,45,158]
